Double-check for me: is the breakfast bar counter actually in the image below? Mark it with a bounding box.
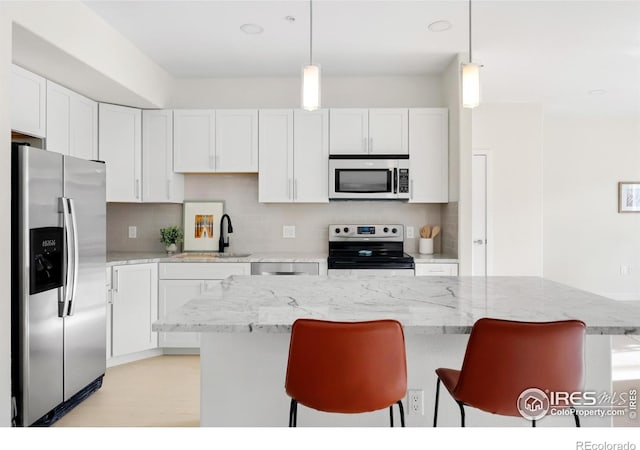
[153,276,640,427]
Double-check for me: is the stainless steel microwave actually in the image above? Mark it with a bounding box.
[329,156,410,200]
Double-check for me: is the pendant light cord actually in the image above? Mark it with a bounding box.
[310,0,313,65]
[468,0,472,63]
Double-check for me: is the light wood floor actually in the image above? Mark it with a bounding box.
[53,355,200,427]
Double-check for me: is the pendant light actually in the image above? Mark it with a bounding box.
[302,0,321,111]
[462,0,480,108]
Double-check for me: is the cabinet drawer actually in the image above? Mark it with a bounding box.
[159,262,250,280]
[415,263,458,276]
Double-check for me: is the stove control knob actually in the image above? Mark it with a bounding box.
[343,227,350,233]
[334,228,341,234]
[383,227,389,233]
[392,228,398,234]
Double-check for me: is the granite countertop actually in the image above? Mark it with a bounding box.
[152,275,640,335]
[107,252,328,266]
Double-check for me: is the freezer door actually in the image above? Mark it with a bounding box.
[63,155,107,400]
[17,146,65,426]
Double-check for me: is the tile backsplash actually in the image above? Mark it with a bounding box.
[107,174,447,254]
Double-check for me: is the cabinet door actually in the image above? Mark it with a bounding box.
[258,110,294,203]
[173,109,215,172]
[98,103,142,202]
[11,64,46,138]
[142,110,184,203]
[111,264,158,357]
[329,109,368,155]
[158,280,202,348]
[45,80,71,155]
[215,109,258,172]
[408,108,448,203]
[369,108,408,155]
[414,263,458,276]
[70,93,98,161]
[293,109,329,203]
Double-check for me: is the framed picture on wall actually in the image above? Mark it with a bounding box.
[618,182,640,213]
[183,201,224,251]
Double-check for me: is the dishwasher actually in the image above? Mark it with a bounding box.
[250,262,319,276]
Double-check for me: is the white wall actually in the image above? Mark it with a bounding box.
[0,2,13,427]
[7,1,171,108]
[472,103,544,276]
[543,113,640,299]
[169,75,444,109]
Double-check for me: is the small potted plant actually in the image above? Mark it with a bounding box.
[160,225,183,255]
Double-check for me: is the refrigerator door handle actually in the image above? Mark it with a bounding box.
[59,197,74,318]
[67,198,80,316]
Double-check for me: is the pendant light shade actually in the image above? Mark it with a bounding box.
[302,0,320,111]
[462,0,480,109]
[462,62,480,108]
[302,64,321,111]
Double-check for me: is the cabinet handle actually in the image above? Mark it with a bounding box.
[209,154,215,169]
[288,178,293,200]
[369,137,373,153]
[112,269,119,294]
[294,179,298,200]
[135,179,140,200]
[215,155,220,169]
[410,179,414,200]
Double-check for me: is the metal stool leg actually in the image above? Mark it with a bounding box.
[573,409,581,427]
[389,405,394,427]
[289,399,298,427]
[457,401,466,427]
[397,400,405,427]
[532,419,536,427]
[433,377,441,427]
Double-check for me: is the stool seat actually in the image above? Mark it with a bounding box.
[285,318,407,427]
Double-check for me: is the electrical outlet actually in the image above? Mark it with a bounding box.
[283,225,296,239]
[128,226,137,239]
[408,389,424,416]
[620,265,631,276]
[406,226,414,239]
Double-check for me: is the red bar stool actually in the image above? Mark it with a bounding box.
[433,318,586,427]
[285,319,407,427]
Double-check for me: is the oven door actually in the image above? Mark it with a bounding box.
[329,159,399,199]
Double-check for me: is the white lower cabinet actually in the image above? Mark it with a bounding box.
[414,263,459,276]
[158,262,251,349]
[110,263,158,357]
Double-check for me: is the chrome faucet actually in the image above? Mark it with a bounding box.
[219,214,233,253]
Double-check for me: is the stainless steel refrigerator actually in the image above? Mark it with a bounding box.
[11,143,106,426]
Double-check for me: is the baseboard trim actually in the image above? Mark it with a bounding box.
[106,347,200,367]
[599,292,640,302]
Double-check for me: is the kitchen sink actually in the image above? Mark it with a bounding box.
[173,252,251,259]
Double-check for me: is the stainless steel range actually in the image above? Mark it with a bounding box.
[327,224,415,276]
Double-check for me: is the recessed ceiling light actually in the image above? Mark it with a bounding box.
[240,23,264,35]
[428,20,453,32]
[589,89,607,95]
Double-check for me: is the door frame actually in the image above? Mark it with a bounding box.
[472,149,493,276]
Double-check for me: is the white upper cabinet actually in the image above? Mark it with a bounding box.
[258,110,294,203]
[11,64,46,138]
[173,109,215,172]
[329,108,408,155]
[293,109,329,203]
[259,109,328,203]
[408,108,449,203]
[99,103,142,202]
[173,109,258,173]
[329,109,368,155]
[215,109,258,172]
[368,108,408,155]
[142,110,184,203]
[46,80,97,160]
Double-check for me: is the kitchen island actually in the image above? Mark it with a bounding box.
[153,275,640,427]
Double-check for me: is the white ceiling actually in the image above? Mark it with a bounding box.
[84,0,640,113]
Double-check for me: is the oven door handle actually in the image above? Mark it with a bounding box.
[393,168,398,194]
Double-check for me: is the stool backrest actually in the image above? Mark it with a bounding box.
[285,319,407,413]
[454,318,586,416]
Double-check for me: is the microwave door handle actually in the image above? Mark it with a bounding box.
[393,168,398,194]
